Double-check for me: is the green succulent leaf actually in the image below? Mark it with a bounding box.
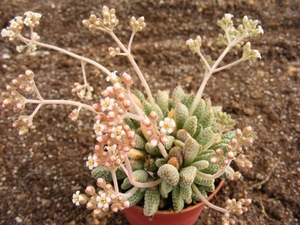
[152,103,164,122]
[196,127,215,148]
[172,185,185,212]
[134,133,146,150]
[194,173,215,187]
[133,90,145,102]
[155,157,168,168]
[190,160,209,170]
[182,93,195,110]
[157,164,179,186]
[180,186,193,204]
[192,99,206,121]
[179,166,197,188]
[159,180,173,198]
[183,137,200,166]
[172,85,185,108]
[121,169,149,190]
[92,166,112,181]
[176,129,191,142]
[183,116,198,136]
[127,188,146,206]
[142,100,152,116]
[143,188,160,217]
[145,142,161,156]
[162,135,175,150]
[174,102,189,129]
[157,90,169,117]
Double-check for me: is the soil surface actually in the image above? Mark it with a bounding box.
[0,0,299,225]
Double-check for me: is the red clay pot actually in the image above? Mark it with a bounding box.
[123,180,225,225]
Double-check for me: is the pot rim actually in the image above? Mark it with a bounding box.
[127,179,225,215]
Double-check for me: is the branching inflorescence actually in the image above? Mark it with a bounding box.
[1,6,263,224]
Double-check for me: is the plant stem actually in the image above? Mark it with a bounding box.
[25,99,97,113]
[108,31,155,105]
[191,183,227,213]
[123,156,162,188]
[18,35,112,77]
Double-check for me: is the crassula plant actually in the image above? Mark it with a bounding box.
[1,6,263,225]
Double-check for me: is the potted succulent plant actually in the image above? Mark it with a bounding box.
[1,6,263,225]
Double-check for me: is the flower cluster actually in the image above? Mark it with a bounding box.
[1,6,263,224]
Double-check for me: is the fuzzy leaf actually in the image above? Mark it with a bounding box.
[155,158,167,168]
[172,185,185,212]
[157,90,169,117]
[176,129,191,142]
[92,166,112,181]
[201,183,215,192]
[127,188,146,206]
[183,116,198,136]
[183,137,200,166]
[173,139,185,148]
[130,159,144,170]
[159,180,173,198]
[190,160,209,170]
[174,102,189,129]
[180,186,193,204]
[143,188,160,217]
[182,93,195,110]
[196,127,215,147]
[128,148,146,160]
[162,135,175,150]
[157,164,179,186]
[172,85,185,108]
[168,146,183,166]
[179,166,197,188]
[192,99,206,121]
[142,100,152,116]
[194,174,215,187]
[152,104,164,122]
[199,109,215,128]
[124,117,138,129]
[133,90,145,102]
[134,134,146,150]
[145,142,161,156]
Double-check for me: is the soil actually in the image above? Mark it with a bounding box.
[0,0,299,225]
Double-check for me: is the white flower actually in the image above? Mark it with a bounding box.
[159,117,176,134]
[106,144,118,153]
[96,192,111,209]
[110,126,125,140]
[86,154,98,170]
[72,191,83,206]
[100,97,115,112]
[93,120,106,136]
[106,70,119,83]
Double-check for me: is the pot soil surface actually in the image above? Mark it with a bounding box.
[0,1,299,225]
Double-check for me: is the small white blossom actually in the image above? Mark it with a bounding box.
[96,192,111,209]
[110,126,125,140]
[100,97,116,112]
[106,70,119,83]
[86,154,98,170]
[159,117,176,134]
[93,120,106,136]
[106,144,118,153]
[72,191,84,206]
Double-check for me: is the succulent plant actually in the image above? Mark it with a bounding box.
[1,6,262,224]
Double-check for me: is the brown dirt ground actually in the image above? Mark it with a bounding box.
[0,0,299,225]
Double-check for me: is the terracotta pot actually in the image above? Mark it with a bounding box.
[123,180,225,225]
